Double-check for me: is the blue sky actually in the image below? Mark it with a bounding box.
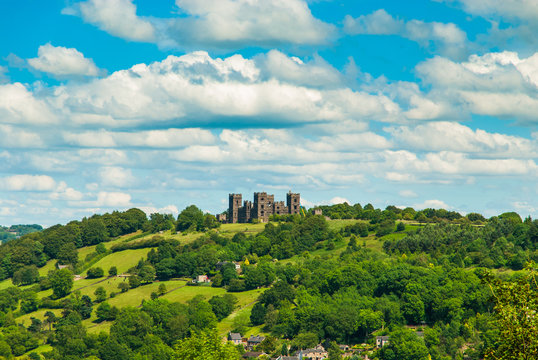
[0,0,537,226]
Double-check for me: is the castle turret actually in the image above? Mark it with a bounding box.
[287,191,300,215]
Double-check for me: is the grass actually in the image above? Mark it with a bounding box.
[17,309,62,327]
[80,248,153,276]
[16,344,53,359]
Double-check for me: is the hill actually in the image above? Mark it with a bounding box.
[0,204,536,359]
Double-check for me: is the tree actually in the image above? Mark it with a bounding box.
[57,242,79,266]
[118,282,129,293]
[484,263,538,359]
[87,267,104,279]
[44,311,57,331]
[176,205,204,232]
[12,265,39,285]
[173,329,241,360]
[109,266,118,276]
[128,275,141,289]
[49,268,73,298]
[328,341,343,360]
[250,303,266,326]
[158,283,167,296]
[96,302,118,322]
[94,286,107,302]
[81,216,108,246]
[396,222,405,232]
[209,294,238,321]
[378,329,429,360]
[139,265,156,284]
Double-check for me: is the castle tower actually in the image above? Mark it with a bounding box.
[229,194,242,223]
[253,192,274,222]
[287,191,300,214]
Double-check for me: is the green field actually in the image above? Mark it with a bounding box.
[80,248,153,276]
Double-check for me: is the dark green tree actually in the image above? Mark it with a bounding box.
[49,268,73,298]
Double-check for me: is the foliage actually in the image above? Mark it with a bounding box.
[484,263,538,360]
[173,329,241,360]
[49,268,73,298]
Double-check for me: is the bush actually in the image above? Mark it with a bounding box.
[87,267,105,279]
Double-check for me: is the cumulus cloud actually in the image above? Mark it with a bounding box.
[28,44,102,77]
[0,175,56,191]
[0,83,57,125]
[442,0,538,22]
[50,181,84,201]
[0,125,44,148]
[386,122,537,158]
[63,128,215,148]
[344,9,468,57]
[64,0,333,49]
[329,196,351,205]
[63,0,155,42]
[95,191,132,207]
[163,0,335,48]
[414,199,451,209]
[139,205,179,216]
[99,167,135,188]
[49,51,400,127]
[416,51,538,122]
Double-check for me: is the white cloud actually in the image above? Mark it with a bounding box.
[0,83,57,125]
[414,199,451,209]
[344,9,467,57]
[416,51,538,122]
[99,167,135,187]
[139,205,179,215]
[95,191,132,207]
[63,128,215,148]
[442,0,538,22]
[257,50,343,88]
[163,0,335,48]
[64,0,155,42]
[50,181,84,200]
[28,44,102,77]
[0,125,44,148]
[0,175,56,191]
[386,122,536,158]
[64,0,333,49]
[329,196,351,205]
[52,51,400,127]
[399,190,418,198]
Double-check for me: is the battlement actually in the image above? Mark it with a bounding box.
[227,191,300,223]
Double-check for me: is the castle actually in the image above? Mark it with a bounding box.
[226,191,301,223]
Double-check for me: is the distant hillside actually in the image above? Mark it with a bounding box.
[0,224,42,243]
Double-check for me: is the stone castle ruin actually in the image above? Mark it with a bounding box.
[227,191,300,223]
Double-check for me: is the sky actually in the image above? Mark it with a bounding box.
[0,0,537,226]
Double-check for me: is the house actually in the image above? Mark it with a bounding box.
[246,335,265,350]
[228,332,242,346]
[376,336,390,348]
[312,208,323,216]
[194,275,210,283]
[276,356,299,360]
[297,344,327,360]
[57,264,69,270]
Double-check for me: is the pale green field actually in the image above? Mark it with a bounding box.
[17,309,62,327]
[16,344,53,359]
[38,260,57,277]
[80,248,152,276]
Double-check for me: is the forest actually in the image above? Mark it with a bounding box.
[0,203,536,360]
